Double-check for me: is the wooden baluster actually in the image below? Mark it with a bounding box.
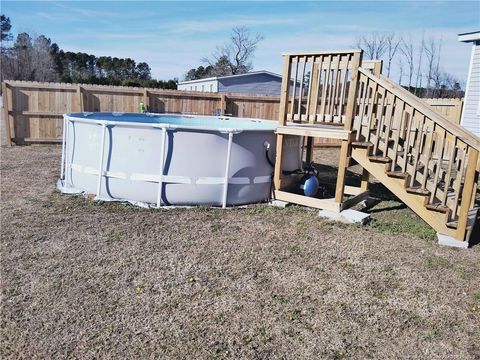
[329,55,341,119]
[389,99,405,171]
[319,55,332,122]
[313,55,324,123]
[421,123,435,189]
[441,137,457,206]
[365,81,379,143]
[297,57,307,122]
[380,92,395,157]
[455,147,479,241]
[409,115,425,188]
[356,75,370,141]
[373,87,387,154]
[290,56,299,122]
[306,56,315,123]
[429,128,446,203]
[337,54,351,123]
[400,107,414,172]
[451,143,467,218]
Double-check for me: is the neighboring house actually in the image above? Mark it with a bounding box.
[458,31,480,138]
[177,71,293,96]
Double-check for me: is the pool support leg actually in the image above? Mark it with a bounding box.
[65,119,71,187]
[156,127,167,208]
[222,132,234,208]
[96,123,107,198]
[60,117,67,181]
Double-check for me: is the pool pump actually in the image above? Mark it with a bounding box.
[264,142,320,198]
[298,165,319,197]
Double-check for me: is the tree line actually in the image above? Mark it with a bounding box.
[0,15,178,89]
[354,32,463,98]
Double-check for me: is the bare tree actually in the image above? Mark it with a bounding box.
[414,34,425,95]
[355,32,388,60]
[423,37,442,97]
[400,35,415,90]
[32,35,58,82]
[397,57,404,85]
[3,32,58,82]
[384,32,401,77]
[203,26,263,75]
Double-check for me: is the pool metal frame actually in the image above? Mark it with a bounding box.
[60,114,268,208]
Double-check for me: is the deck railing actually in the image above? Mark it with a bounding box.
[354,68,479,240]
[279,51,384,128]
[279,50,363,127]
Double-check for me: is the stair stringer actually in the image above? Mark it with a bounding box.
[351,147,458,239]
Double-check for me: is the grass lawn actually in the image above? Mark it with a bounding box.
[1,145,479,359]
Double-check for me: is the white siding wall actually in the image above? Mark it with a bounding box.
[177,79,218,92]
[461,41,480,137]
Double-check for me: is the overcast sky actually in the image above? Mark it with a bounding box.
[3,1,479,84]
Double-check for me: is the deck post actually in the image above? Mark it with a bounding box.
[335,140,350,203]
[360,169,370,192]
[455,147,479,241]
[335,51,362,203]
[274,55,292,190]
[305,137,314,163]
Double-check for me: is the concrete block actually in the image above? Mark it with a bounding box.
[437,233,469,249]
[318,209,342,221]
[340,209,371,225]
[269,200,290,208]
[318,209,370,225]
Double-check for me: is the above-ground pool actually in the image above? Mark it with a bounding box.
[58,112,302,207]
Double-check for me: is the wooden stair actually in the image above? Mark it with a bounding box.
[351,146,466,239]
[273,50,479,246]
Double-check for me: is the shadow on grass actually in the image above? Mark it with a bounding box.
[313,163,401,203]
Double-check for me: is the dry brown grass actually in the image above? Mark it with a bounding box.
[1,146,479,359]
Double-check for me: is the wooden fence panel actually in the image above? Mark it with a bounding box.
[1,80,465,146]
[423,98,463,124]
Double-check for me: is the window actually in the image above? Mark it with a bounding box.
[210,84,213,92]
[202,85,205,92]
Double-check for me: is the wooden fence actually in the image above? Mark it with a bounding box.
[1,80,464,146]
[423,98,464,124]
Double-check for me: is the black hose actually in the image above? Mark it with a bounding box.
[265,149,275,168]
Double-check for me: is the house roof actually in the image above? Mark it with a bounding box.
[178,71,282,85]
[458,31,480,43]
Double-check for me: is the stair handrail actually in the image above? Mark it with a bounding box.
[358,67,480,151]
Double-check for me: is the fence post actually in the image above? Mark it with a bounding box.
[76,84,84,112]
[2,82,13,146]
[143,88,150,112]
[220,94,226,116]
